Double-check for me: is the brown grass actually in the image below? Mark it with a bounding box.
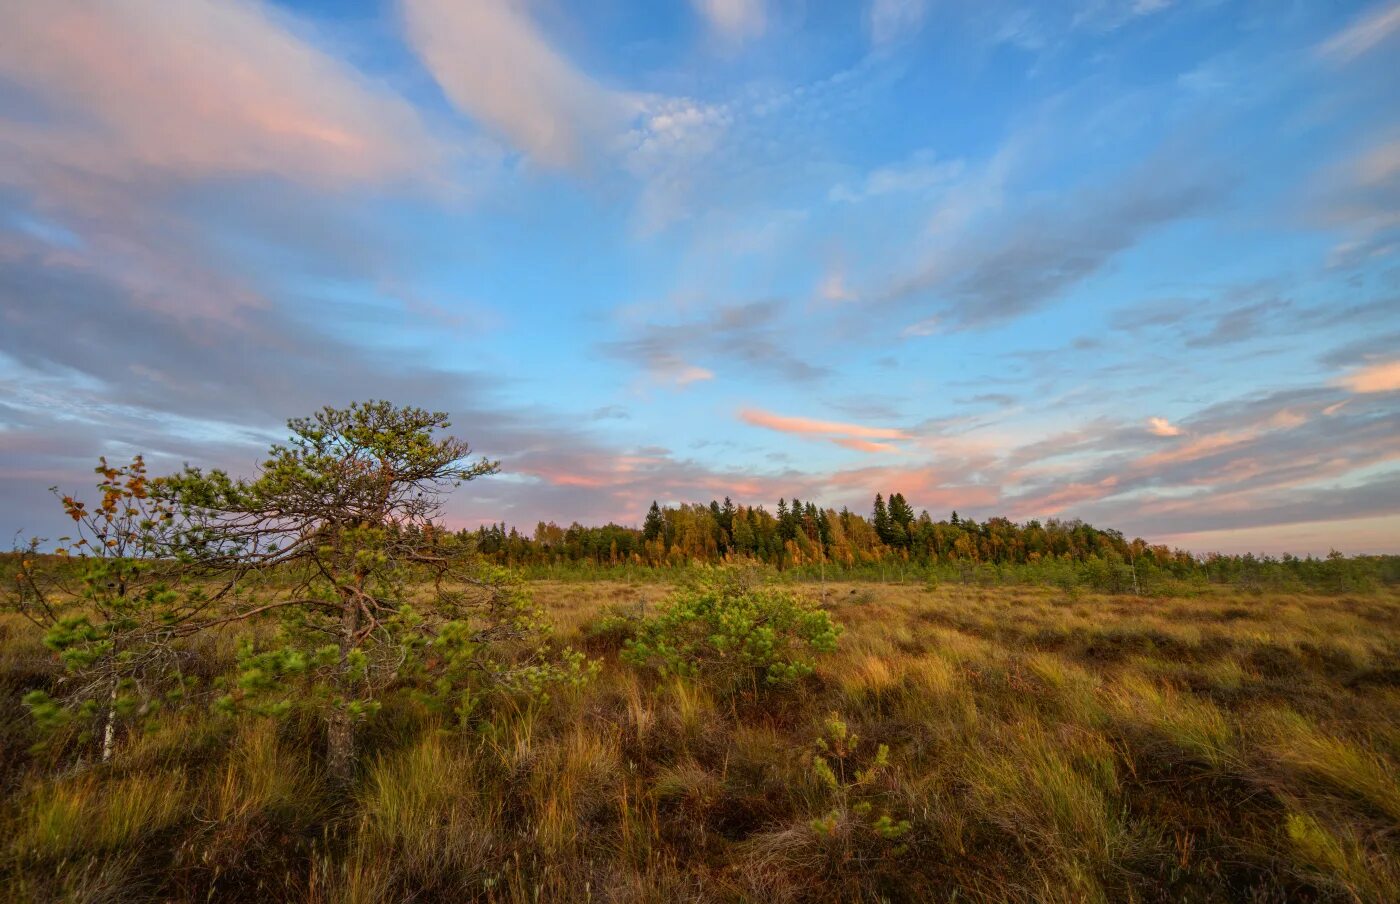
[2,580,1398,902]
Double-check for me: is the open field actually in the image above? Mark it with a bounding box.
[4,579,1399,903]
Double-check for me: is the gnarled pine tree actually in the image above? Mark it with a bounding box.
[163,401,571,785]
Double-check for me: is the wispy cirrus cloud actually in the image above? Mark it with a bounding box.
[828,150,962,203]
[885,152,1227,329]
[1317,131,1400,269]
[603,299,829,387]
[1315,1,1400,64]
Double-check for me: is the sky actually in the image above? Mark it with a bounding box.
[1,0,1398,556]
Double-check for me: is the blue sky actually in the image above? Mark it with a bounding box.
[1,0,1398,554]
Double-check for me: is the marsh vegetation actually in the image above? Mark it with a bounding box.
[3,575,1398,902]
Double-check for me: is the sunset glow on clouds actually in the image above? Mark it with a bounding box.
[1,0,1398,555]
[1339,360,1400,394]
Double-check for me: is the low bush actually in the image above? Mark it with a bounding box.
[622,571,841,692]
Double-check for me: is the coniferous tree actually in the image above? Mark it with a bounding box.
[777,498,794,542]
[643,501,664,542]
[161,402,574,785]
[872,494,892,547]
[889,493,915,549]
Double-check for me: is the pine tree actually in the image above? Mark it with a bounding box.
[643,501,664,541]
[777,498,795,541]
[873,493,892,547]
[889,492,915,549]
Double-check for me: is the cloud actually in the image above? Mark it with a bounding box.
[673,364,717,386]
[889,154,1225,329]
[1146,416,1181,436]
[401,0,626,170]
[0,0,468,326]
[401,0,734,227]
[1316,2,1400,64]
[833,438,901,454]
[740,408,911,440]
[603,299,829,386]
[0,0,445,187]
[692,0,766,41]
[818,267,857,303]
[741,408,913,455]
[1184,300,1289,347]
[1314,132,1400,268]
[1338,359,1400,393]
[829,151,963,204]
[623,97,734,230]
[868,0,927,47]
[0,244,790,539]
[899,317,940,338]
[1353,135,1400,187]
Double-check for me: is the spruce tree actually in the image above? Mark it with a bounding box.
[777,498,794,541]
[643,501,664,541]
[889,493,915,549]
[873,494,892,546]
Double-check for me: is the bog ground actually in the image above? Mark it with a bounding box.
[4,579,1399,903]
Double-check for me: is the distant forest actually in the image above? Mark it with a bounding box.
[466,494,1399,591]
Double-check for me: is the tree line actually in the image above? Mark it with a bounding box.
[467,494,1399,591]
[474,494,1182,568]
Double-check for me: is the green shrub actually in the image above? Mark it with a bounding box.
[580,604,642,654]
[621,571,840,692]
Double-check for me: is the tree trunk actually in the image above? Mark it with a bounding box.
[326,705,355,789]
[327,592,361,789]
[101,676,118,763]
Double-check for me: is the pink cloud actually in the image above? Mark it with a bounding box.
[832,438,901,453]
[673,365,716,386]
[1008,477,1121,518]
[740,408,910,440]
[0,0,445,187]
[1138,430,1252,468]
[1338,359,1400,393]
[1146,416,1181,436]
[402,0,625,170]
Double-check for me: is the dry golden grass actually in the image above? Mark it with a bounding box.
[2,579,1398,902]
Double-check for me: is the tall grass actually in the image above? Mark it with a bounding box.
[1,580,1398,902]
